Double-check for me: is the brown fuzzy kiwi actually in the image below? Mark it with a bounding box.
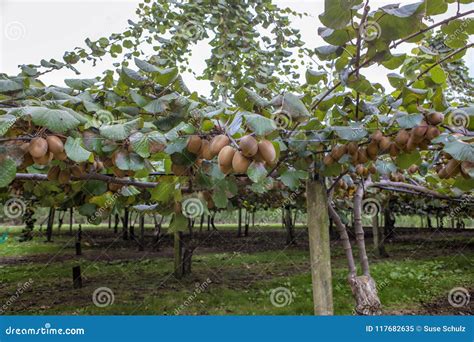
[198,140,213,160]
[445,159,461,178]
[368,164,377,174]
[172,164,189,176]
[186,135,202,155]
[367,141,379,160]
[389,143,400,157]
[418,139,429,150]
[58,169,71,184]
[258,140,276,164]
[427,112,444,126]
[29,137,48,158]
[356,164,365,176]
[54,151,68,161]
[425,126,440,140]
[330,145,347,161]
[395,129,410,148]
[33,152,53,165]
[20,153,34,169]
[357,148,369,164]
[219,163,233,175]
[108,183,123,192]
[405,134,417,152]
[371,130,383,142]
[412,121,428,142]
[210,135,230,157]
[47,166,60,181]
[20,142,30,153]
[71,165,84,178]
[218,146,236,168]
[46,135,64,154]
[460,161,473,179]
[347,141,358,156]
[112,167,127,178]
[323,154,335,166]
[408,165,419,174]
[239,135,258,158]
[232,151,251,173]
[437,167,449,179]
[378,136,391,152]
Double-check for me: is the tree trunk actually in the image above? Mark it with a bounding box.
[114,214,119,233]
[152,214,162,250]
[46,207,55,242]
[353,183,382,315]
[199,214,204,232]
[122,208,129,240]
[306,178,333,315]
[129,212,136,241]
[57,210,65,232]
[75,224,82,256]
[138,214,145,251]
[284,206,296,245]
[372,214,388,258]
[383,205,395,239]
[69,207,74,235]
[244,210,249,237]
[174,232,194,278]
[108,215,112,230]
[237,207,242,237]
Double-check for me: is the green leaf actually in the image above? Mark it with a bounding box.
[280,169,307,190]
[282,93,310,119]
[24,107,81,133]
[443,140,474,162]
[0,158,16,188]
[375,160,397,175]
[319,0,362,29]
[306,69,327,85]
[247,161,267,183]
[150,180,175,203]
[396,113,424,129]
[64,137,92,163]
[64,78,96,90]
[235,87,268,111]
[395,151,422,169]
[243,113,277,136]
[100,118,142,141]
[153,67,178,87]
[135,58,159,73]
[212,188,228,209]
[0,79,23,92]
[0,114,16,136]
[114,151,145,171]
[430,65,446,84]
[168,213,188,233]
[332,125,368,141]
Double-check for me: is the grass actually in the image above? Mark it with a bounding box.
[0,226,472,315]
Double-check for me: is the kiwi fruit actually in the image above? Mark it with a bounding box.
[356,164,365,176]
[427,112,444,126]
[54,151,68,161]
[412,121,428,142]
[218,146,236,168]
[408,165,418,174]
[437,167,448,179]
[232,151,251,173]
[186,135,202,155]
[445,159,461,178]
[47,166,60,181]
[389,143,400,157]
[20,153,34,169]
[109,183,123,192]
[29,137,48,158]
[171,164,189,176]
[219,163,233,175]
[347,142,358,156]
[33,152,53,165]
[368,164,377,174]
[395,130,410,148]
[371,130,383,142]
[425,126,440,140]
[71,165,85,178]
[357,148,369,164]
[58,170,71,184]
[323,154,335,166]
[112,167,127,178]
[405,135,417,152]
[210,135,230,156]
[239,135,258,158]
[378,136,391,152]
[198,140,213,160]
[20,142,30,153]
[460,161,473,179]
[258,140,276,164]
[367,141,379,160]
[330,145,347,161]
[46,135,64,154]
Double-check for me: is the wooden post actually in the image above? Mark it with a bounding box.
[72,266,82,289]
[69,207,74,234]
[122,208,129,240]
[138,214,145,251]
[75,224,82,256]
[372,214,388,258]
[46,207,55,242]
[306,177,333,315]
[237,208,242,237]
[174,232,184,278]
[114,214,119,233]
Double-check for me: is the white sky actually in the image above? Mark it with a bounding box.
[1,0,473,96]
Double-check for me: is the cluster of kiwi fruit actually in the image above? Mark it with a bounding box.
[324,112,445,177]
[436,154,472,180]
[174,133,277,176]
[20,135,67,168]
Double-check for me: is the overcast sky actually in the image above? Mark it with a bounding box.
[1,0,473,96]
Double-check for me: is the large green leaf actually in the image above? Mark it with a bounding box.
[99,118,142,141]
[64,137,92,163]
[64,78,97,90]
[247,161,267,183]
[243,113,277,136]
[0,158,16,188]
[443,140,474,162]
[395,151,422,169]
[280,169,307,190]
[0,79,23,93]
[23,107,81,133]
